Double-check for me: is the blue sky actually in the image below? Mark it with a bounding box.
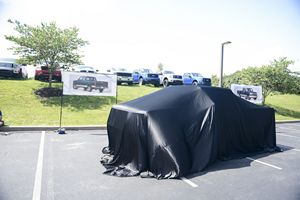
[0,0,299,76]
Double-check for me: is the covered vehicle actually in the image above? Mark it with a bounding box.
[101,86,278,179]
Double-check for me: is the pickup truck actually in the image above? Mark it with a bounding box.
[158,70,183,87]
[35,65,61,82]
[237,88,257,100]
[183,72,211,86]
[107,68,133,85]
[0,59,28,79]
[132,68,160,87]
[73,76,108,93]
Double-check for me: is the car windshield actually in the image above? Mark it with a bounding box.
[117,68,128,72]
[164,71,174,74]
[191,73,202,77]
[0,62,13,67]
[141,68,153,73]
[77,66,94,70]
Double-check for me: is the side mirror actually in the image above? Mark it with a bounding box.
[189,75,192,78]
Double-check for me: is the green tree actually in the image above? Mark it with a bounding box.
[5,19,89,87]
[223,58,300,104]
[157,63,164,72]
[210,74,219,86]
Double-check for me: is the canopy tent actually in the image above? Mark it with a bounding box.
[101,86,277,179]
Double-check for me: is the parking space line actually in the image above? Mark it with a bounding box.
[277,133,300,139]
[180,177,198,188]
[32,131,45,200]
[277,126,298,132]
[246,157,282,170]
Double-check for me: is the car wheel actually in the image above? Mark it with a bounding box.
[154,83,160,87]
[88,86,93,92]
[139,78,143,86]
[99,88,104,93]
[163,79,169,87]
[192,81,198,86]
[128,82,133,86]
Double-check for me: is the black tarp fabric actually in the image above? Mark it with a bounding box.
[101,86,277,179]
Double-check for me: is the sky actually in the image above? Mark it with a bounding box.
[0,0,300,77]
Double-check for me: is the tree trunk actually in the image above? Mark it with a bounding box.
[49,73,52,88]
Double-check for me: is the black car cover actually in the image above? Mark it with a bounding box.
[101,86,277,179]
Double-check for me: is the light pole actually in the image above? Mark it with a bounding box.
[219,41,231,87]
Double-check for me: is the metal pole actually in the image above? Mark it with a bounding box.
[116,85,118,104]
[219,41,231,88]
[59,92,63,129]
[219,44,224,87]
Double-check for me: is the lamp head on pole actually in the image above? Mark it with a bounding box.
[222,41,232,46]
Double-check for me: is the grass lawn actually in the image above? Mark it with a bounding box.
[0,79,160,126]
[266,94,300,121]
[0,79,299,126]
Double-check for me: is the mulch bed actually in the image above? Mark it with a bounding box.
[35,87,62,98]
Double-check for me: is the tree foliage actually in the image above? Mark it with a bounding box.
[157,63,164,72]
[210,74,219,87]
[222,57,300,104]
[5,19,89,87]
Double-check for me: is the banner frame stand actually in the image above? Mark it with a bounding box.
[57,83,66,134]
[115,85,118,104]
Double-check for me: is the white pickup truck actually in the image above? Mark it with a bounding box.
[0,59,28,78]
[158,70,183,87]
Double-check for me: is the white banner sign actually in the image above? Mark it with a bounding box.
[62,72,117,96]
[231,84,263,104]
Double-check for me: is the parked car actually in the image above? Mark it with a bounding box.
[73,76,108,93]
[237,88,257,100]
[183,72,211,86]
[0,59,28,79]
[107,68,133,85]
[34,65,61,82]
[132,68,160,87]
[158,70,183,87]
[73,65,97,73]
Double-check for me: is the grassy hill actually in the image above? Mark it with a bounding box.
[0,79,299,126]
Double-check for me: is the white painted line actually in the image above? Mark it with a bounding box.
[277,133,300,139]
[246,157,282,170]
[292,149,300,152]
[32,131,45,200]
[181,177,198,188]
[277,126,298,132]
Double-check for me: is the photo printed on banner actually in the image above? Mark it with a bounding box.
[62,72,117,97]
[231,84,263,104]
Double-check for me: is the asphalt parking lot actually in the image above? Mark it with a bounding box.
[1,122,300,200]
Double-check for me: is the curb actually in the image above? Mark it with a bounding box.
[276,120,300,124]
[0,125,107,132]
